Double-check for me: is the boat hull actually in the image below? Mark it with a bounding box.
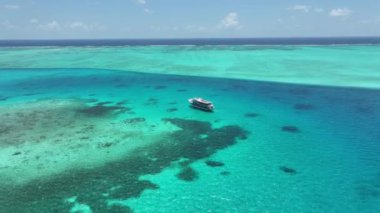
[190,104,214,112]
[188,98,214,112]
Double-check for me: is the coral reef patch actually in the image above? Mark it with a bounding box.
[205,160,225,167]
[281,125,300,133]
[124,117,146,124]
[154,85,166,90]
[145,98,158,105]
[220,171,230,176]
[167,108,178,112]
[176,167,198,182]
[76,105,128,117]
[0,115,247,212]
[279,166,297,175]
[0,95,9,101]
[244,113,260,118]
[355,173,380,201]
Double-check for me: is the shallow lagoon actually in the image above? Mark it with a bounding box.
[1,45,380,88]
[0,68,379,212]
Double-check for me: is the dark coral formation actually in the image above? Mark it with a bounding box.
[0,118,247,212]
[85,98,98,103]
[244,113,260,118]
[96,101,113,105]
[162,118,248,160]
[97,142,114,148]
[176,167,198,182]
[106,205,133,213]
[220,171,230,176]
[279,166,297,175]
[178,159,192,167]
[356,185,380,201]
[116,100,128,105]
[0,125,11,135]
[124,117,146,124]
[145,98,158,105]
[114,83,128,88]
[76,105,128,117]
[12,152,22,156]
[154,85,166,90]
[205,160,225,167]
[0,106,83,146]
[0,95,9,101]
[281,125,300,133]
[355,173,380,201]
[167,108,178,112]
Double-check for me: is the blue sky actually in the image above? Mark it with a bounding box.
[1,0,380,39]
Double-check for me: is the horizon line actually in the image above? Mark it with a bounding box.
[1,36,380,41]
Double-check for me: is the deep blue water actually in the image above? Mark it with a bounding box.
[1,37,380,47]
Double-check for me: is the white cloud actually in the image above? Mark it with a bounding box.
[288,5,311,13]
[136,0,151,14]
[329,8,352,17]
[150,25,207,32]
[137,0,146,5]
[4,4,20,9]
[288,5,326,14]
[41,21,61,30]
[36,21,103,31]
[69,22,90,30]
[220,12,241,29]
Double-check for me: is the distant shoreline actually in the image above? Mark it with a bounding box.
[1,37,380,47]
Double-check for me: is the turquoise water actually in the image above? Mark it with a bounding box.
[0,68,379,212]
[1,45,380,88]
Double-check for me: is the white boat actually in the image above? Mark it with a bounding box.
[188,97,214,111]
